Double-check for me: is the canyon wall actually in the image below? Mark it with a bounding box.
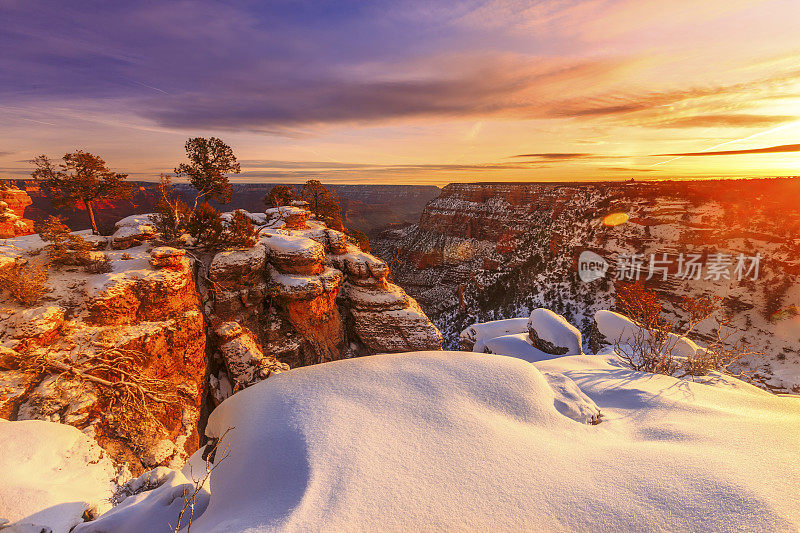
[373,179,800,393]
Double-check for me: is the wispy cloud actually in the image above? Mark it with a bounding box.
[654,114,795,128]
[510,153,595,160]
[654,143,800,156]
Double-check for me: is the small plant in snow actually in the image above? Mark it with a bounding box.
[85,253,113,274]
[36,216,93,266]
[0,260,48,305]
[172,427,234,532]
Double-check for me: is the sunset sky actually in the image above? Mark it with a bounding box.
[2,0,800,185]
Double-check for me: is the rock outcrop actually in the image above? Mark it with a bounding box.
[203,205,441,393]
[0,245,206,473]
[0,188,35,238]
[1,203,442,476]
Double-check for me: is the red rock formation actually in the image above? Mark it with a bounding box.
[0,246,207,473]
[0,188,35,238]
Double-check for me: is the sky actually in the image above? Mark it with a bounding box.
[1,0,799,185]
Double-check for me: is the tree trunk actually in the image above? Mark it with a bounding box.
[84,199,99,235]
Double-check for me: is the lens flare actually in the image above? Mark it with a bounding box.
[602,212,629,227]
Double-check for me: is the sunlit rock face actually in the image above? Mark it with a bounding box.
[0,245,206,474]
[205,205,442,376]
[0,188,35,238]
[0,203,442,475]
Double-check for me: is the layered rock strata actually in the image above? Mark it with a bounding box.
[0,188,35,238]
[0,245,206,473]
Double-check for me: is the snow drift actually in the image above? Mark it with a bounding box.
[79,351,800,532]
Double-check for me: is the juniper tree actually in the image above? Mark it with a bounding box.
[224,210,259,248]
[187,202,223,246]
[174,137,240,207]
[31,151,133,234]
[263,185,295,208]
[301,180,342,229]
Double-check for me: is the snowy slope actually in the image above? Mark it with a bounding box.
[0,420,118,533]
[79,351,800,532]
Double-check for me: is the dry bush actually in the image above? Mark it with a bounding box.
[151,174,192,245]
[613,282,757,378]
[36,216,93,266]
[121,252,133,260]
[85,253,113,274]
[172,427,234,532]
[0,260,49,305]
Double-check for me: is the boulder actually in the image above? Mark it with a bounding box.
[111,214,157,249]
[0,189,34,238]
[13,306,65,342]
[149,246,187,270]
[264,234,325,274]
[527,308,582,356]
[215,322,288,388]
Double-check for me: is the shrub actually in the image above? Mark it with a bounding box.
[36,216,93,266]
[85,253,113,274]
[224,210,259,248]
[345,228,370,252]
[187,202,223,246]
[121,253,133,260]
[613,281,756,378]
[0,260,49,305]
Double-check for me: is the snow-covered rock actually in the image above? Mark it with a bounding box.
[149,246,187,269]
[0,420,118,533]
[111,214,157,249]
[459,317,529,351]
[482,332,558,362]
[80,351,800,532]
[590,309,700,358]
[527,308,582,356]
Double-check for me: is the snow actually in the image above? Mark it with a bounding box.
[482,333,559,362]
[73,467,208,533]
[527,307,583,355]
[0,420,117,533]
[81,351,800,532]
[459,317,528,351]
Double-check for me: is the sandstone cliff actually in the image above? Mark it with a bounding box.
[0,241,205,473]
[203,204,442,402]
[0,187,35,238]
[0,203,442,473]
